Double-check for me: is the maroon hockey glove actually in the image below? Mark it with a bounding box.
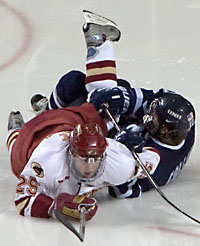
[54,193,98,221]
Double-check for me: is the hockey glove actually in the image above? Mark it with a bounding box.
[115,126,146,153]
[54,193,98,221]
[87,86,130,116]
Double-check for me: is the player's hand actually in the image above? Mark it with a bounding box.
[54,193,98,221]
[115,126,146,153]
[87,86,130,116]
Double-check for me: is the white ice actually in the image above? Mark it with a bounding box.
[0,1,200,245]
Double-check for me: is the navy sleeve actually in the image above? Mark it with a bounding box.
[126,88,175,119]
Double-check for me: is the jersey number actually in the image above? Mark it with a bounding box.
[16,176,38,196]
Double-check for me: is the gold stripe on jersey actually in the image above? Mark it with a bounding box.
[86,66,116,77]
[16,197,30,213]
[6,131,19,149]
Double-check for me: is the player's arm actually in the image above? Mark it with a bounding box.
[87,86,175,118]
[15,173,54,218]
[126,87,175,118]
[15,171,98,220]
[132,147,161,179]
[107,147,161,199]
[114,128,161,179]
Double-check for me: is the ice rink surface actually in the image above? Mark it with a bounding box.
[0,0,200,245]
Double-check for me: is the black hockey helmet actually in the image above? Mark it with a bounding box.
[143,94,195,139]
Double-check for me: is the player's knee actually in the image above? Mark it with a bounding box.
[56,70,87,104]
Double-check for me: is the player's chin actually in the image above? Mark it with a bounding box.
[83,172,95,178]
[147,127,157,137]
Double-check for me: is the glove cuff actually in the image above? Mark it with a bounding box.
[48,200,56,218]
[118,86,130,114]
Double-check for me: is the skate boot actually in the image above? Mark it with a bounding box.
[30,94,48,115]
[8,111,25,131]
[82,10,121,47]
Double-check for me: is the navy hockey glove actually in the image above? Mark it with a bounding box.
[87,86,130,116]
[114,127,146,153]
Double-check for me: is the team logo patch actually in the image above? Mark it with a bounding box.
[31,162,44,178]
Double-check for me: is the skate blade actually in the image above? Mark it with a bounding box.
[83,10,118,28]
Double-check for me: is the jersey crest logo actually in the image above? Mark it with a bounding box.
[31,162,44,178]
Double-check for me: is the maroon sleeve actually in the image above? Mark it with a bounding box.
[30,194,54,218]
[15,194,54,219]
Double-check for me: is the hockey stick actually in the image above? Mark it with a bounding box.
[102,103,200,224]
[54,207,87,242]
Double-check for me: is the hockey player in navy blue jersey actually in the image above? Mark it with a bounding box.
[30,11,195,199]
[90,89,195,198]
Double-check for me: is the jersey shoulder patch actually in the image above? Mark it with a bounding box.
[31,162,44,178]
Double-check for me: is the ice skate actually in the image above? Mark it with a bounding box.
[30,94,48,115]
[82,10,121,47]
[8,111,24,131]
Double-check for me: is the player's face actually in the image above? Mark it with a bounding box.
[70,153,104,180]
[144,111,161,137]
[144,110,171,138]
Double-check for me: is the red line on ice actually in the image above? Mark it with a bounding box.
[147,226,200,238]
[0,0,33,71]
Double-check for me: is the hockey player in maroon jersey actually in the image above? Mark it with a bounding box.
[8,103,159,219]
